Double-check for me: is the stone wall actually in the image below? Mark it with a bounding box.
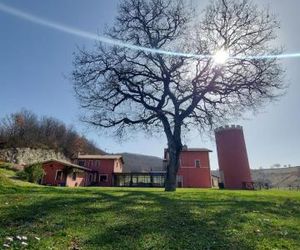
[0,148,69,165]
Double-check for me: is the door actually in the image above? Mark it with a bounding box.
[176,175,183,188]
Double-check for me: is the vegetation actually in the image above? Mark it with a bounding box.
[0,161,15,171]
[0,172,14,187]
[16,163,44,184]
[0,110,104,158]
[1,168,299,249]
[73,0,284,191]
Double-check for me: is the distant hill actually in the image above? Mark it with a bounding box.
[212,166,300,188]
[120,153,164,172]
[251,167,300,188]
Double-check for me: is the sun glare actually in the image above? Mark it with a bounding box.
[213,49,229,64]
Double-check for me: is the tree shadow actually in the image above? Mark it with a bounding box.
[87,190,300,249]
[0,188,299,249]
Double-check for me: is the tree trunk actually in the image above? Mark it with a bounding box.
[165,139,182,192]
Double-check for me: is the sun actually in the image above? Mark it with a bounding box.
[213,49,229,64]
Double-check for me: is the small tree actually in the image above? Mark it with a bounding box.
[73,0,284,191]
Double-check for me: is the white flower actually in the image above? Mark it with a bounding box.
[3,243,10,248]
[16,235,22,240]
[22,236,27,240]
[35,237,41,241]
[21,241,28,246]
[5,237,13,242]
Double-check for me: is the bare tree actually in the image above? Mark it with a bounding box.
[0,110,103,158]
[73,0,284,191]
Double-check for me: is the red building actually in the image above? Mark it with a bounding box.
[215,125,253,189]
[74,154,123,186]
[41,147,213,188]
[41,159,92,187]
[41,155,123,187]
[164,146,212,188]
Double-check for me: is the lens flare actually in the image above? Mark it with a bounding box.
[0,2,299,60]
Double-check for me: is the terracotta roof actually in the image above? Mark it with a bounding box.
[77,154,124,164]
[77,154,123,160]
[42,159,91,171]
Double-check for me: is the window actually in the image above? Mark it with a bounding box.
[72,172,77,181]
[95,160,100,167]
[56,170,63,181]
[78,160,85,167]
[195,160,201,168]
[152,176,165,186]
[100,175,108,182]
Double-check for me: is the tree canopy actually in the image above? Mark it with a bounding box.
[0,110,104,158]
[73,0,284,191]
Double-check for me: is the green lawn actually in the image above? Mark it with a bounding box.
[1,168,300,250]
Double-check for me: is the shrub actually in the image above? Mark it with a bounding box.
[0,173,14,186]
[16,170,28,180]
[16,163,44,183]
[0,162,14,170]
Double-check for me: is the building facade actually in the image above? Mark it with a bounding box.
[164,147,212,188]
[74,154,124,186]
[41,147,213,188]
[41,159,92,187]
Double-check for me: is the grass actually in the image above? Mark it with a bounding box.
[0,168,300,249]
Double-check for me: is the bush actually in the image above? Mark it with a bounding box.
[16,170,28,180]
[16,163,44,183]
[0,162,14,170]
[0,173,14,186]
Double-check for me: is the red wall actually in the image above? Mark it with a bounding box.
[42,162,88,187]
[97,159,114,186]
[177,151,212,188]
[42,162,66,186]
[66,172,86,187]
[215,126,252,189]
[74,159,116,186]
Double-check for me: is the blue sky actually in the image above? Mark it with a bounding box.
[0,0,300,169]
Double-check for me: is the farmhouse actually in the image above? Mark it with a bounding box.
[41,146,213,188]
[40,125,254,189]
[41,159,92,187]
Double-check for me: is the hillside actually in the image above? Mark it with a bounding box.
[0,110,105,159]
[120,153,164,172]
[251,167,300,188]
[212,166,300,188]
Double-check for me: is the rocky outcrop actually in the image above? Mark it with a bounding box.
[0,148,69,165]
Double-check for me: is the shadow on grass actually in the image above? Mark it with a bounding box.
[0,187,300,249]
